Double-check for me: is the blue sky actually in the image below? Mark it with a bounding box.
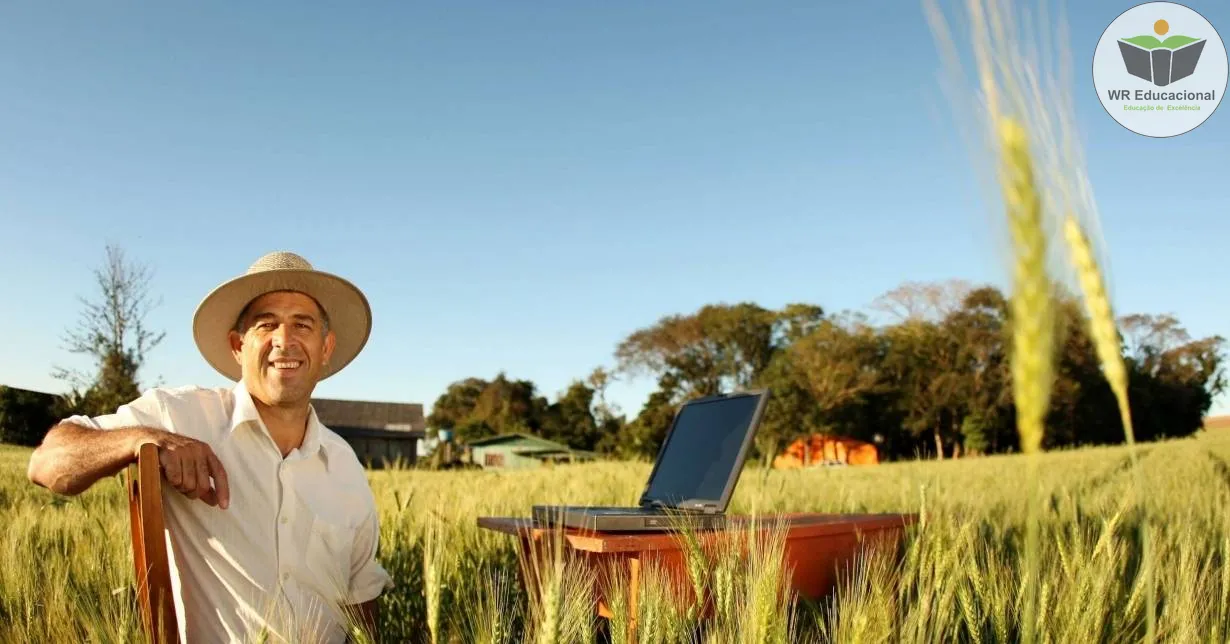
[2,1,1227,424]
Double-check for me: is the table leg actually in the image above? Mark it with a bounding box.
[627,556,640,642]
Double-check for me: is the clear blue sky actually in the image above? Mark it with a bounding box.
[2,1,1227,423]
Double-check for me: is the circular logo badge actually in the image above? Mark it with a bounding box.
[1093,2,1227,137]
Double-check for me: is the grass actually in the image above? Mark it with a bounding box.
[3,430,1230,642]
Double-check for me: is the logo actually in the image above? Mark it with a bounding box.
[1118,19,1206,86]
[1093,2,1227,137]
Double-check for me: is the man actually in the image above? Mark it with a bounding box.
[27,251,393,643]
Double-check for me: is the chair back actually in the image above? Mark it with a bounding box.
[126,442,179,643]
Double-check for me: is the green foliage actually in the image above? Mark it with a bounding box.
[539,381,601,452]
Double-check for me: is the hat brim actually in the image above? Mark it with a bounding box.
[192,269,371,382]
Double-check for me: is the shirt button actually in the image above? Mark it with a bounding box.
[282,572,289,581]
[280,516,288,524]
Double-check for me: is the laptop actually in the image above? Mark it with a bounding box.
[531,389,769,533]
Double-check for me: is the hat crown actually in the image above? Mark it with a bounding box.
[247,251,313,274]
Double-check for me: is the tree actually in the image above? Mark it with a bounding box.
[586,366,621,422]
[613,372,682,459]
[789,314,884,420]
[943,287,1014,454]
[771,303,826,345]
[540,380,601,451]
[426,377,491,441]
[870,279,974,323]
[425,373,550,442]
[750,350,823,462]
[53,244,165,418]
[469,372,544,436]
[613,301,824,460]
[878,317,967,459]
[752,311,887,460]
[614,302,779,399]
[1119,313,1226,442]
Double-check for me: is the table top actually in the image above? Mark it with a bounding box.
[476,512,917,554]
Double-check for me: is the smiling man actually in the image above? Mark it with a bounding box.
[27,251,392,643]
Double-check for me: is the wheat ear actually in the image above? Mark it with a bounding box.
[999,117,1055,455]
[1061,215,1134,443]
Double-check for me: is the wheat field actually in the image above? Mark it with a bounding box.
[3,429,1230,643]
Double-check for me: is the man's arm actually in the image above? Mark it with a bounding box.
[27,422,150,496]
[28,422,231,508]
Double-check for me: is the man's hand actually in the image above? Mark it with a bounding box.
[136,430,231,509]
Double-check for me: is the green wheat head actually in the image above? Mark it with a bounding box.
[1062,215,1135,445]
[998,116,1055,456]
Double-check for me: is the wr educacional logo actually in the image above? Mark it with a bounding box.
[1114,18,1206,88]
[1092,2,1227,138]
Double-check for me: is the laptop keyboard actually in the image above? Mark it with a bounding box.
[586,507,647,515]
[537,505,658,515]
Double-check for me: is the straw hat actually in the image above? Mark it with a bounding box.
[192,251,371,382]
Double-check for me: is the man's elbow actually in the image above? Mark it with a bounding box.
[26,426,78,495]
[26,446,57,491]
[27,445,60,493]
[27,457,86,497]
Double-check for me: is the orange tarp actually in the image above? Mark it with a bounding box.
[773,434,879,468]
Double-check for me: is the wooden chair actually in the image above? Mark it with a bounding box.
[126,442,179,643]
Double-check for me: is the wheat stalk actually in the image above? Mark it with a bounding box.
[422,511,447,644]
[1061,212,1157,640]
[930,0,1060,640]
[994,111,1054,644]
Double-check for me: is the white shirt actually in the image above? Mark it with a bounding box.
[65,381,393,644]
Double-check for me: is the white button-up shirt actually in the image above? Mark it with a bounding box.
[64,381,393,644]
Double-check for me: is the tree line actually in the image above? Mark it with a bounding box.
[2,248,1224,464]
[427,280,1226,462]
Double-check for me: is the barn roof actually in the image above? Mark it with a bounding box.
[311,397,426,433]
[467,432,574,451]
[513,448,598,460]
[331,426,426,440]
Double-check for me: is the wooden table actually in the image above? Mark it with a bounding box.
[478,512,917,634]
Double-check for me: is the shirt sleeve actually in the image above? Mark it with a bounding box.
[346,506,394,605]
[60,389,168,433]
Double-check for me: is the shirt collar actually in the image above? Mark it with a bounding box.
[230,380,330,469]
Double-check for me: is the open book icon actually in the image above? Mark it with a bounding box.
[1118,35,1207,86]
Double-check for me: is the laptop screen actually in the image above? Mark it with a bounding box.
[642,392,763,508]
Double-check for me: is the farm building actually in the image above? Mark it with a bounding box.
[773,434,879,468]
[311,397,426,468]
[0,385,62,446]
[467,433,597,470]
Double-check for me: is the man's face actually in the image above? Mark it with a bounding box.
[229,291,336,408]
